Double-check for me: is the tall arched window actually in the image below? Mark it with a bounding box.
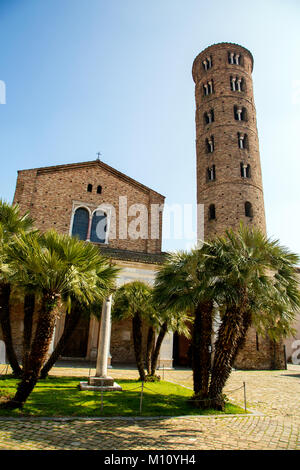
[71,208,90,240]
[90,210,107,243]
[245,201,253,218]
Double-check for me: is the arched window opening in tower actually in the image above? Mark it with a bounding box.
[234,106,247,121]
[230,76,244,92]
[202,56,213,71]
[209,204,216,220]
[207,165,216,181]
[245,201,253,218]
[90,210,107,244]
[97,185,102,194]
[71,207,90,241]
[238,132,248,149]
[228,52,242,65]
[240,163,251,178]
[203,80,214,96]
[87,183,93,192]
[206,136,214,153]
[204,109,214,124]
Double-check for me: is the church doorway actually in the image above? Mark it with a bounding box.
[173,332,192,367]
[62,315,90,358]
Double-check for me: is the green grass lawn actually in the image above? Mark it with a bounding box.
[0,375,246,418]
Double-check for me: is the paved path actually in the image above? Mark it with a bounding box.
[0,363,299,450]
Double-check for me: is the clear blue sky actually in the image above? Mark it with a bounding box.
[0,0,299,254]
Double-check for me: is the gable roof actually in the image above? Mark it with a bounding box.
[18,160,165,199]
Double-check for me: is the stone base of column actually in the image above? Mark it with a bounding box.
[79,376,122,391]
[157,359,174,370]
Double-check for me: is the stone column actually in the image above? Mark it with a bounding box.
[93,294,112,382]
[158,332,174,369]
[80,294,122,390]
[0,340,6,364]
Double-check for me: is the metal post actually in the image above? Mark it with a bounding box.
[243,382,247,412]
[283,345,287,370]
[101,379,104,413]
[139,382,144,414]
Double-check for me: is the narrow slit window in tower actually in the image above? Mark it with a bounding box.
[245,201,253,218]
[209,204,216,220]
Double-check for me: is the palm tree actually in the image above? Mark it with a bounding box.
[39,300,91,379]
[1,230,118,409]
[153,249,216,397]
[22,292,35,373]
[112,281,154,381]
[206,225,300,409]
[40,260,117,378]
[0,201,34,376]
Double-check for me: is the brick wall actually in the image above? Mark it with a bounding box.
[13,160,165,254]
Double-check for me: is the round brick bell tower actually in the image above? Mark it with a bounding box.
[192,43,266,240]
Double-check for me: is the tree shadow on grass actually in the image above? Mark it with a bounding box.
[0,376,243,419]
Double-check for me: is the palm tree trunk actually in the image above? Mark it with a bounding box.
[146,326,155,375]
[209,303,246,410]
[132,312,146,381]
[192,301,213,398]
[231,310,252,367]
[3,293,57,409]
[22,293,35,373]
[0,282,22,376]
[150,321,168,376]
[40,306,82,379]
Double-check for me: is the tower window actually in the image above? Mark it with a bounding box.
[97,185,102,194]
[87,184,93,192]
[230,76,244,92]
[209,204,216,220]
[245,201,253,218]
[240,163,251,178]
[228,52,242,65]
[203,79,214,96]
[205,136,214,153]
[204,109,214,124]
[202,56,213,71]
[238,132,248,149]
[207,165,216,181]
[234,105,247,121]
